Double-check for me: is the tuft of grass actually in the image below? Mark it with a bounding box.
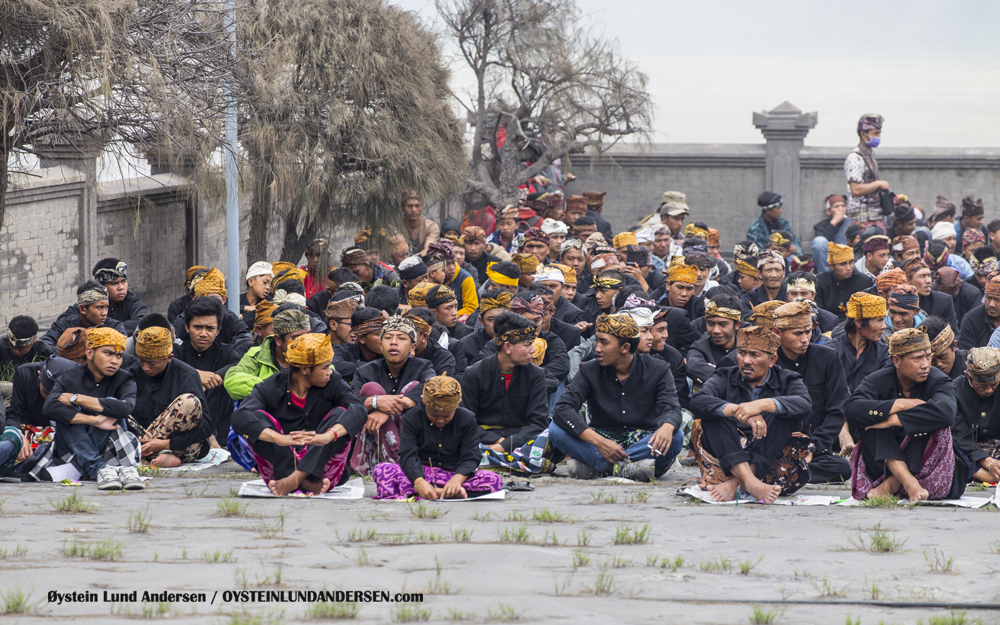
[700,557,732,573]
[811,576,850,597]
[498,525,531,544]
[203,549,236,563]
[613,523,651,545]
[390,603,431,622]
[572,550,590,569]
[583,566,617,595]
[258,508,289,539]
[857,494,900,508]
[356,547,377,567]
[538,529,563,546]
[748,605,779,625]
[608,555,633,568]
[62,538,122,561]
[472,511,495,522]
[451,527,473,543]
[924,549,958,574]
[304,601,358,620]
[216,498,251,518]
[739,555,764,575]
[531,508,575,523]
[589,490,617,504]
[845,615,860,625]
[342,528,378,542]
[406,502,447,520]
[49,490,100,514]
[486,602,524,622]
[424,557,456,595]
[919,611,985,625]
[662,555,685,572]
[842,523,908,554]
[137,464,168,478]
[629,490,651,503]
[110,601,177,619]
[863,576,882,600]
[127,504,152,533]
[0,586,39,615]
[445,608,476,622]
[0,497,8,513]
[989,542,1000,555]
[646,553,660,567]
[502,510,526,523]
[0,544,28,559]
[577,530,591,547]
[357,511,389,522]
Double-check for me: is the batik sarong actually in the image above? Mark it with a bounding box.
[372,462,503,500]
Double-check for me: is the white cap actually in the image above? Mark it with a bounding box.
[625,307,654,329]
[533,266,565,284]
[930,221,956,241]
[246,261,273,281]
[540,218,569,235]
[635,227,655,244]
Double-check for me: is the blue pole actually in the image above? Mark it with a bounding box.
[224,0,240,315]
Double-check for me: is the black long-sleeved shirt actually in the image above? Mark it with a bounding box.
[553,354,681,438]
[126,359,213,455]
[844,366,955,434]
[825,333,892,393]
[231,367,366,444]
[548,317,581,351]
[691,366,812,427]
[43,364,136,426]
[664,306,699,354]
[6,362,43,429]
[951,283,982,326]
[352,357,435,405]
[175,339,240,434]
[553,296,585,325]
[920,291,958,331]
[775,344,847,454]
[398,405,482,483]
[460,327,490,365]
[815,271,874,323]
[417,338,457,378]
[957,304,998,351]
[107,291,149,336]
[167,294,193,325]
[460,355,549,452]
[474,330,568,393]
[0,338,54,370]
[39,305,126,350]
[447,321,474,340]
[741,283,788,315]
[331,342,381,384]
[653,344,690,410]
[953,377,1000,464]
[687,336,736,387]
[172,309,252,358]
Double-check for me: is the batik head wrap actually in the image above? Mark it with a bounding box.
[972,255,998,277]
[427,240,456,262]
[285,333,334,367]
[246,261,273,281]
[862,235,890,253]
[705,300,742,322]
[273,268,308,291]
[523,228,550,246]
[683,251,713,270]
[772,301,813,330]
[985,273,1000,299]
[422,375,462,412]
[613,231,638,249]
[485,263,520,288]
[589,253,618,273]
[583,191,606,209]
[423,254,446,274]
[622,294,655,309]
[933,267,962,296]
[324,299,358,321]
[353,316,384,338]
[962,228,985,246]
[737,259,759,278]
[57,328,89,363]
[511,253,539,276]
[787,274,817,293]
[540,219,568,236]
[707,228,721,247]
[340,248,370,267]
[624,307,654,329]
[193,268,227,298]
[398,256,428,282]
[551,263,576,284]
[249,300,275,328]
[733,241,759,262]
[593,273,624,290]
[560,238,585,256]
[768,231,792,247]
[426,285,457,309]
[380,315,417,343]
[737,326,780,354]
[272,290,307,307]
[888,327,931,357]
[463,227,487,244]
[827,242,854,265]
[933,196,957,220]
[903,258,930,280]
[533,266,564,285]
[135,327,173,360]
[929,324,955,357]
[186,265,207,282]
[756,249,785,270]
[961,196,985,217]
[845,292,887,320]
[595,312,639,339]
[494,324,537,347]
[272,309,310,336]
[479,291,512,314]
[888,285,920,311]
[875,268,907,296]
[749,301,783,329]
[758,192,783,210]
[585,233,609,251]
[924,246,950,272]
[891,235,919,256]
[406,282,435,308]
[666,263,697,285]
[684,223,708,239]
[85,327,126,353]
[270,261,296,276]
[78,286,109,307]
[566,195,588,212]
[335,282,366,304]
[94,261,128,284]
[857,114,884,135]
[967,348,1000,384]
[509,293,545,317]
[403,312,431,337]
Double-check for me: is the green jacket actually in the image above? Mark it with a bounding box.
[224,335,282,401]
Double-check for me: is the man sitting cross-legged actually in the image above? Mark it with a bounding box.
[953,348,1000,484]
[461,312,552,473]
[844,327,963,501]
[690,326,813,504]
[42,328,144,490]
[232,333,366,496]
[373,375,504,500]
[126,328,215,468]
[350,316,434,476]
[550,312,684,482]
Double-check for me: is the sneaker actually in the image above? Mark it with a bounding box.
[566,459,599,480]
[96,466,122,490]
[119,466,146,491]
[610,459,657,482]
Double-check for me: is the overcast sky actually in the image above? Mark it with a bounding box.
[393,0,1000,147]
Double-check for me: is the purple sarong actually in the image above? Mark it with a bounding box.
[350,381,421,476]
[851,427,955,500]
[372,462,503,500]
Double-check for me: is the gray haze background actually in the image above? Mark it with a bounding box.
[393,0,1000,147]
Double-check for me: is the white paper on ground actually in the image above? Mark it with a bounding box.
[47,463,83,482]
[678,485,835,506]
[159,448,232,472]
[238,477,365,499]
[429,490,507,502]
[838,495,993,509]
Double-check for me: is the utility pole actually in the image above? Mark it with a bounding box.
[224,0,240,314]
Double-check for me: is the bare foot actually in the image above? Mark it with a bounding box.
[866,476,900,500]
[150,454,181,468]
[743,478,781,504]
[301,477,332,495]
[707,478,740,502]
[902,479,929,502]
[268,474,300,496]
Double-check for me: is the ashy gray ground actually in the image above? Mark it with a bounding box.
[1,461,998,625]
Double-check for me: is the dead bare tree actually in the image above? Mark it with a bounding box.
[437,0,653,208]
[0,0,240,228]
[238,0,466,265]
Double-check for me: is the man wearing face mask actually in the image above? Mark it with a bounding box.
[845,114,900,230]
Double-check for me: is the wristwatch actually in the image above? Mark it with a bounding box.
[70,394,79,407]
